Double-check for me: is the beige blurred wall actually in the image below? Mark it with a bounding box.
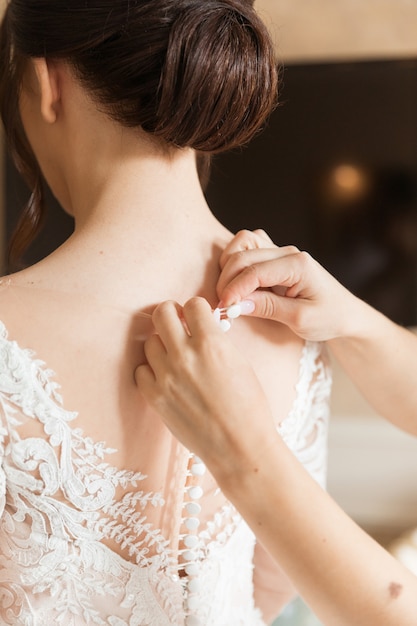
[257,0,417,62]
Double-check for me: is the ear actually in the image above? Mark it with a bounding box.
[32,58,61,124]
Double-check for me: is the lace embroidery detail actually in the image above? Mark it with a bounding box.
[0,321,331,624]
[278,341,331,487]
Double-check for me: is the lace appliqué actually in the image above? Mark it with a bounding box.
[278,341,331,488]
[0,322,331,625]
[0,322,181,625]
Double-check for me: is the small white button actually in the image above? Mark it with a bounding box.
[183,549,197,562]
[190,462,206,476]
[212,308,221,324]
[188,578,201,593]
[219,319,231,332]
[226,303,242,319]
[185,562,198,576]
[186,595,200,611]
[185,517,200,531]
[184,535,199,549]
[188,486,203,500]
[185,502,201,515]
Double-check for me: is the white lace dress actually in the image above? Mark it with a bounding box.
[0,321,331,625]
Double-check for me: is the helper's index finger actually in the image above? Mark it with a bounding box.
[219,229,277,270]
[219,254,305,308]
[217,245,301,304]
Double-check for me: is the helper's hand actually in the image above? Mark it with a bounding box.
[135,297,276,478]
[217,229,360,341]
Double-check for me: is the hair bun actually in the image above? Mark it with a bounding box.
[151,0,278,152]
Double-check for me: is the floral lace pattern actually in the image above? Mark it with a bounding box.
[0,322,331,625]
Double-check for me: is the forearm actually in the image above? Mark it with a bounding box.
[328,295,417,435]
[215,437,417,626]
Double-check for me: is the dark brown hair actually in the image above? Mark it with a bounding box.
[0,0,278,265]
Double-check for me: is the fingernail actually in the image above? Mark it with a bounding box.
[240,300,255,315]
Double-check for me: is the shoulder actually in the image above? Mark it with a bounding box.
[0,274,24,333]
[0,270,43,335]
[0,268,76,360]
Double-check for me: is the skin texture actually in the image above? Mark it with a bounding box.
[136,229,417,626]
[4,60,309,622]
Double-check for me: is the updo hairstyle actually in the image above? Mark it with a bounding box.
[0,0,278,264]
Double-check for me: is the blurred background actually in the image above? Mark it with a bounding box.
[2,1,417,624]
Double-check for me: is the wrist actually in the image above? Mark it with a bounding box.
[327,294,405,380]
[328,294,386,346]
[210,429,286,502]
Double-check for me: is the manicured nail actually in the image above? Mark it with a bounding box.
[239,300,255,315]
